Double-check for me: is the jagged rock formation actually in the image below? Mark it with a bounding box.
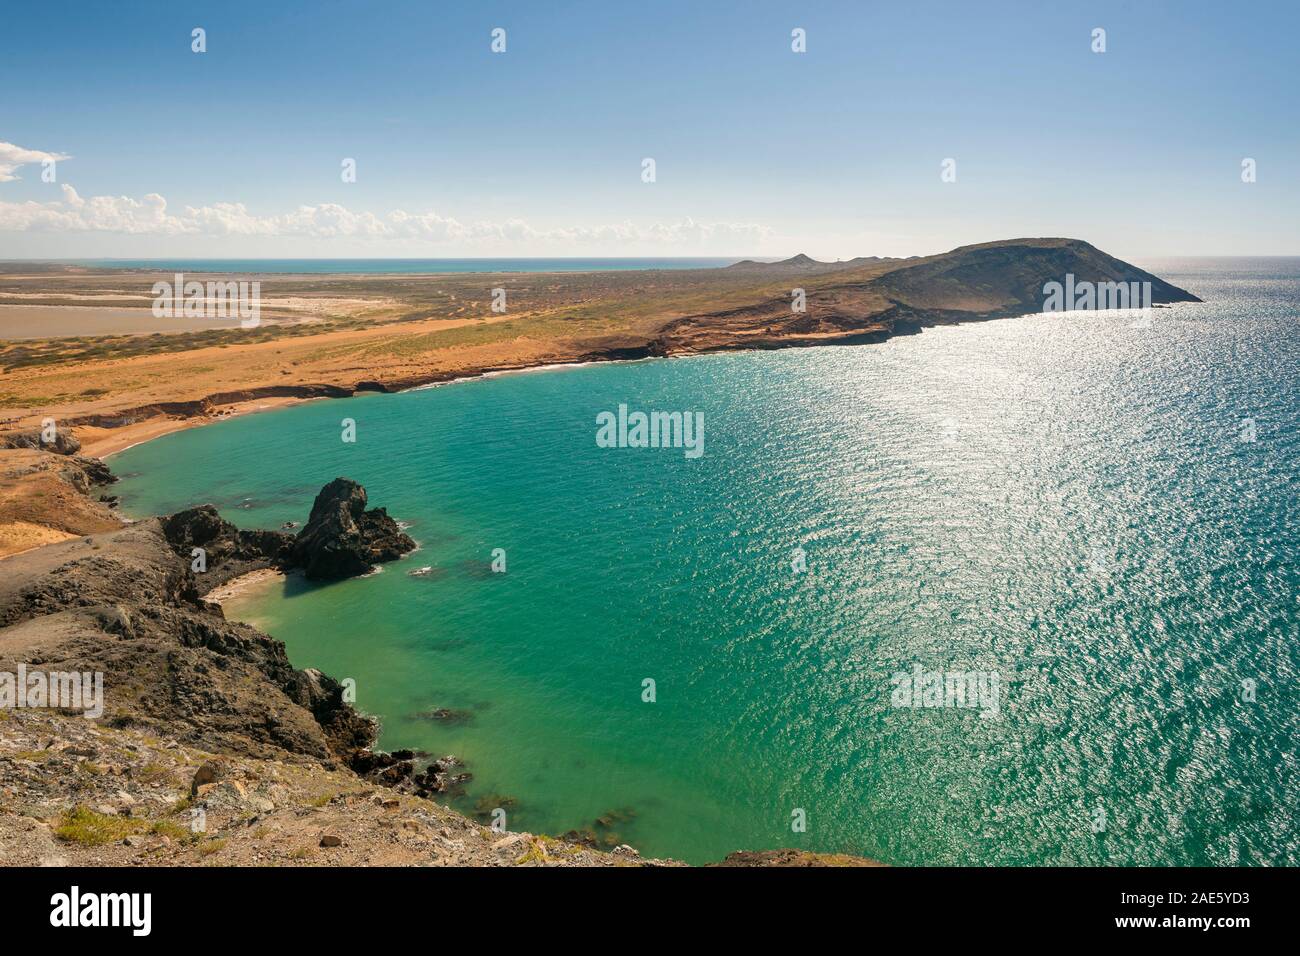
[0,496,672,866]
[162,505,294,590]
[0,478,412,760]
[289,478,416,581]
[158,478,415,588]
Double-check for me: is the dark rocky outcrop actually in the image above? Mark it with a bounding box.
[162,505,294,592]
[411,755,472,798]
[159,478,414,590]
[0,480,411,764]
[0,518,376,763]
[289,478,416,581]
[415,707,474,724]
[283,667,378,764]
[65,456,117,491]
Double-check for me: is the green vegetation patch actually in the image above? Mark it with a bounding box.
[54,806,147,845]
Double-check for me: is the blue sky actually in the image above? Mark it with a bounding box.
[1,0,1296,258]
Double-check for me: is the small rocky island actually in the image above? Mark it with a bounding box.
[162,476,416,586]
[289,478,416,580]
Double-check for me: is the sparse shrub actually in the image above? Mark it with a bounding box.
[54,806,145,845]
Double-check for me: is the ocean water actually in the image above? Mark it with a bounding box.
[110,258,1300,865]
[67,257,743,274]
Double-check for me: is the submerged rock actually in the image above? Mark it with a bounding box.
[411,755,472,797]
[290,477,416,580]
[415,707,474,724]
[472,794,517,822]
[561,828,600,849]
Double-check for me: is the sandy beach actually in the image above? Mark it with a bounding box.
[204,567,287,604]
[86,395,315,458]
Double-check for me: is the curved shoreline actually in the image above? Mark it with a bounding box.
[11,239,1203,462]
[83,313,977,460]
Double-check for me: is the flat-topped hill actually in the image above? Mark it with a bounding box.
[656,237,1199,353]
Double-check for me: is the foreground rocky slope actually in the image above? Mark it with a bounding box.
[0,706,662,867]
[0,517,372,763]
[0,491,671,866]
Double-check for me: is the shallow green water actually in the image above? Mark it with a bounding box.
[111,259,1300,864]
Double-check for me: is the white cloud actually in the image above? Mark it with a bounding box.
[0,182,771,247]
[0,185,179,233]
[0,141,71,183]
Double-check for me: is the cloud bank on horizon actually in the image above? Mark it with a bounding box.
[0,155,769,248]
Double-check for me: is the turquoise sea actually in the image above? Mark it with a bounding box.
[110,258,1300,865]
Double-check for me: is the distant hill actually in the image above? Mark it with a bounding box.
[659,238,1201,354]
[725,253,901,275]
[726,252,909,276]
[867,238,1198,312]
